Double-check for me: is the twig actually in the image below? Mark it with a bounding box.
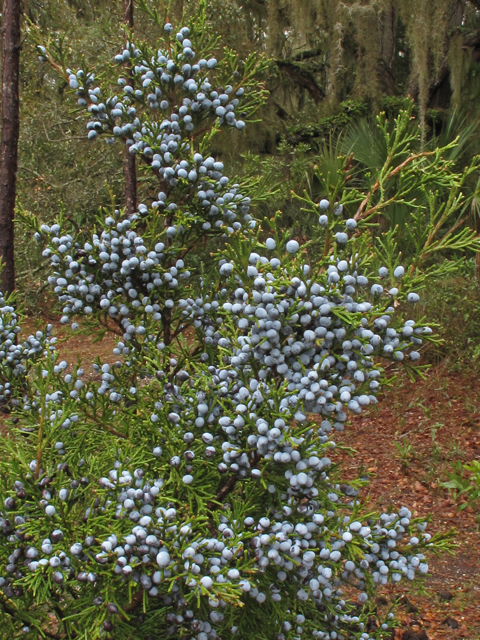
[207,454,261,510]
[354,150,436,221]
[84,411,127,439]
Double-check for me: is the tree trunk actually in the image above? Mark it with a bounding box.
[377,2,396,95]
[123,0,137,217]
[428,0,467,110]
[0,0,21,296]
[123,0,133,27]
[124,145,137,217]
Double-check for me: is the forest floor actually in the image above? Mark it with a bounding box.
[334,368,480,640]
[12,320,480,639]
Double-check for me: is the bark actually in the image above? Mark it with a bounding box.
[123,0,134,27]
[0,0,21,296]
[428,68,452,110]
[428,0,467,110]
[377,2,396,95]
[123,0,137,217]
[124,148,137,217]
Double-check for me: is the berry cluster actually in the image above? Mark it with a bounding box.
[0,22,439,640]
[0,295,54,407]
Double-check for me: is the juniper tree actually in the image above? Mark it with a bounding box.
[0,12,450,640]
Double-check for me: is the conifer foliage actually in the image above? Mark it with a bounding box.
[0,14,447,640]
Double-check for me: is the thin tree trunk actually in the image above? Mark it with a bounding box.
[123,0,133,27]
[0,0,21,296]
[123,0,137,217]
[124,144,137,217]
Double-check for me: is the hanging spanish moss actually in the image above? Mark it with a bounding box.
[201,0,479,149]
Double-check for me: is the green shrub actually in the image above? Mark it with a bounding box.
[0,14,454,640]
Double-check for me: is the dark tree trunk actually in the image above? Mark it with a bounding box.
[0,0,21,296]
[123,0,133,27]
[123,0,137,217]
[428,0,467,110]
[377,2,396,95]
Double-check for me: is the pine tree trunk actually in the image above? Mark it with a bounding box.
[123,0,137,218]
[0,0,21,296]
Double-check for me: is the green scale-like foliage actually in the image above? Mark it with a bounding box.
[0,11,453,640]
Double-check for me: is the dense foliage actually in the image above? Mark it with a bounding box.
[0,16,456,640]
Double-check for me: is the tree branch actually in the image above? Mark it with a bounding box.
[207,453,261,510]
[275,59,324,104]
[354,150,436,221]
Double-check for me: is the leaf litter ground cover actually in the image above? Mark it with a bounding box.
[4,319,479,639]
[331,365,480,640]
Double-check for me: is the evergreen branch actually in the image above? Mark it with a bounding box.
[354,150,436,221]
